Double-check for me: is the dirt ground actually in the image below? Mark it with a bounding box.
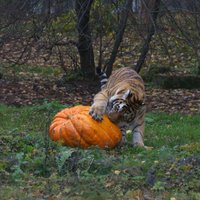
[0,76,200,114]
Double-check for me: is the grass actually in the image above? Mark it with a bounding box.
[0,102,200,200]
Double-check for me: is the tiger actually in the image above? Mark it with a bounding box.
[89,67,146,148]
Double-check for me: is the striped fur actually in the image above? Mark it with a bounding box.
[90,67,146,147]
[96,67,108,89]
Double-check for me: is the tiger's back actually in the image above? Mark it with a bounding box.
[105,67,145,104]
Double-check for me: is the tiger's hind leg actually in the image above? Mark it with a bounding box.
[132,119,145,147]
[132,106,145,148]
[133,125,153,150]
[133,130,144,147]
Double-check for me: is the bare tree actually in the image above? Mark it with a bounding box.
[1,0,200,79]
[75,0,95,77]
[135,0,161,73]
[104,0,133,77]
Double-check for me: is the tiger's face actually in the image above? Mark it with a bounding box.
[107,99,128,122]
[106,90,136,123]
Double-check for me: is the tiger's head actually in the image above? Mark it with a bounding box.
[106,89,140,123]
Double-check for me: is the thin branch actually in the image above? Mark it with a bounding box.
[104,0,133,77]
[135,0,161,73]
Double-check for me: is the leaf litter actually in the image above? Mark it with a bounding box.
[0,76,200,114]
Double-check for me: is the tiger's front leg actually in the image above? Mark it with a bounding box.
[118,125,127,146]
[89,91,108,121]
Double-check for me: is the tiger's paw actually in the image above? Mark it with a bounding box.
[133,142,153,151]
[89,106,104,121]
[144,146,154,151]
[133,141,145,148]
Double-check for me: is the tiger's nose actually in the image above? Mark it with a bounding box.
[118,104,126,112]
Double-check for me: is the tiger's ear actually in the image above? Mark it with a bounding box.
[122,89,132,100]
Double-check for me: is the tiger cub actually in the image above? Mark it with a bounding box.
[89,67,146,147]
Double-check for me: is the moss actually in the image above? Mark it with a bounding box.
[180,143,200,153]
[153,75,200,89]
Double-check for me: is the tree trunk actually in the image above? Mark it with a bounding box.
[104,0,133,77]
[75,0,95,77]
[135,0,161,73]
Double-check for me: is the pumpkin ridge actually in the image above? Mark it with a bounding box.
[98,116,122,146]
[62,120,89,147]
[97,124,115,148]
[95,118,116,146]
[75,114,111,148]
[79,112,121,148]
[69,115,91,146]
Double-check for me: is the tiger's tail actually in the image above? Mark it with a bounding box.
[96,67,108,89]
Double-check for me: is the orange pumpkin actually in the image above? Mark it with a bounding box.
[49,105,122,149]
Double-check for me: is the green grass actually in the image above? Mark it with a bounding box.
[0,103,200,200]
